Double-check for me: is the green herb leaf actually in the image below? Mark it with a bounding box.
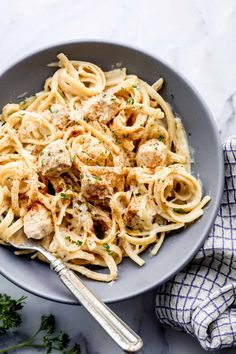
[126,97,134,104]
[61,193,70,200]
[0,294,81,353]
[126,225,133,230]
[158,135,164,142]
[103,243,113,255]
[173,208,187,214]
[49,107,59,113]
[39,314,55,335]
[54,331,70,350]
[76,240,83,247]
[132,85,140,91]
[93,176,102,181]
[64,343,81,354]
[0,294,26,334]
[103,243,110,251]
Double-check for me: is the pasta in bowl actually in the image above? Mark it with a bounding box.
[0,53,210,282]
[0,42,223,303]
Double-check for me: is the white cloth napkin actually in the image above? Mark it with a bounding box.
[155,137,236,350]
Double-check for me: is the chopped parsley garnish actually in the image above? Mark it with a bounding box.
[103,243,110,251]
[135,192,141,196]
[158,135,164,142]
[123,134,129,138]
[40,151,44,156]
[59,149,63,153]
[60,193,70,200]
[76,240,83,247]
[93,176,102,181]
[103,243,113,255]
[157,179,164,183]
[65,236,71,241]
[126,97,134,104]
[19,99,27,106]
[112,131,121,145]
[132,85,141,91]
[173,208,187,214]
[49,107,59,114]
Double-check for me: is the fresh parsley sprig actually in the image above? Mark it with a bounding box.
[0,294,80,353]
[0,294,26,335]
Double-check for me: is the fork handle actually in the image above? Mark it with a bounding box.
[50,259,143,352]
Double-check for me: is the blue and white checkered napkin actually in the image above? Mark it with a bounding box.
[155,137,236,351]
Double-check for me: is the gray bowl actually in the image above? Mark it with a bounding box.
[0,41,224,304]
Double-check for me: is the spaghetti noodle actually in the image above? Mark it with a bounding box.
[0,53,210,282]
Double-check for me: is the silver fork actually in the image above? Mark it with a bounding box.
[7,236,143,352]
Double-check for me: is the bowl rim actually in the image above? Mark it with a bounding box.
[0,40,224,304]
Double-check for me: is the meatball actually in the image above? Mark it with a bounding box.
[40,139,72,177]
[136,139,167,168]
[24,203,53,240]
[123,196,156,230]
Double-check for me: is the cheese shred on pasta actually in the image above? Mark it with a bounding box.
[0,53,210,282]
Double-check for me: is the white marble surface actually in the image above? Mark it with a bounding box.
[0,0,236,353]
